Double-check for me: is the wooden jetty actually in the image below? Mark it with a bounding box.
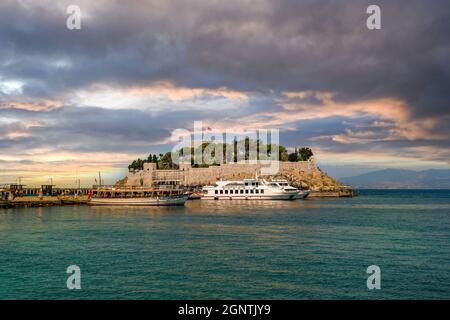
[0,183,190,208]
[1,196,90,208]
[0,184,91,208]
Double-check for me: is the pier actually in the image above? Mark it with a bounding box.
[0,183,194,208]
[1,195,90,208]
[0,184,91,208]
[0,184,91,197]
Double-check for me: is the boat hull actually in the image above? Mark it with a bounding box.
[89,195,188,206]
[202,190,310,201]
[294,191,310,199]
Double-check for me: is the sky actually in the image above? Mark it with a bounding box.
[0,0,449,187]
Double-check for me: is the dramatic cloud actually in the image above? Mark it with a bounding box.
[0,0,449,185]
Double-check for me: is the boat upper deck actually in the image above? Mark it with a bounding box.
[93,187,188,198]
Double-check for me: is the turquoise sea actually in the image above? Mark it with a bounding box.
[1,190,449,299]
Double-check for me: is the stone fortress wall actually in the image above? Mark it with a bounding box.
[126,160,318,187]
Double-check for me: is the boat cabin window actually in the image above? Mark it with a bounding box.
[220,190,223,194]
[225,190,228,194]
[250,189,254,194]
[240,189,244,194]
[256,189,259,194]
[261,189,264,194]
[215,190,218,194]
[245,190,249,194]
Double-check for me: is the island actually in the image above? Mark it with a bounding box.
[117,141,356,198]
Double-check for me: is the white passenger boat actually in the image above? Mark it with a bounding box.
[202,179,309,200]
[89,188,189,206]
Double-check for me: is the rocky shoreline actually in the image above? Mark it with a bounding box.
[267,166,356,196]
[308,190,357,198]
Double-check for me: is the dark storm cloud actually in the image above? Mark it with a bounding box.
[0,0,449,119]
[0,105,225,154]
[279,111,450,164]
[1,0,450,178]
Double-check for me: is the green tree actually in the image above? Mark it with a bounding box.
[244,137,250,160]
[278,145,289,161]
[137,158,144,170]
[298,147,313,161]
[128,160,137,171]
[128,144,314,170]
[158,152,179,170]
[288,152,299,162]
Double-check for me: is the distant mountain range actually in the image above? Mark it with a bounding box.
[341,169,450,189]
